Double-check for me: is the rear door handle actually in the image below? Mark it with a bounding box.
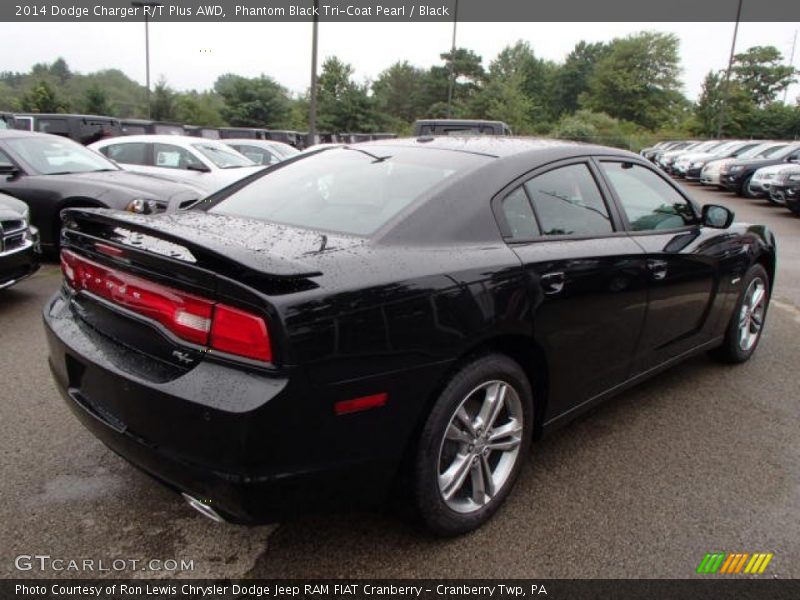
[647,259,668,280]
[541,271,565,295]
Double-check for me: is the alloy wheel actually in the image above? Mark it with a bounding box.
[738,277,767,352]
[437,380,524,514]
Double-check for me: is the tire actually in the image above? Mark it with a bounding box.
[412,353,533,536]
[710,264,770,364]
[740,175,758,199]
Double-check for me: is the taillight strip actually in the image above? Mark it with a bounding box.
[61,249,272,363]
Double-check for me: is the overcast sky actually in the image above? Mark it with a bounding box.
[1,21,798,102]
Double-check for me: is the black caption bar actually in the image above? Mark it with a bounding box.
[5,580,800,600]
[3,0,800,22]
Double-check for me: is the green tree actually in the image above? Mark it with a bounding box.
[214,73,291,127]
[692,70,756,137]
[151,78,176,121]
[732,46,797,107]
[20,80,68,112]
[316,57,377,132]
[82,84,111,115]
[582,31,684,130]
[173,91,225,126]
[372,61,426,123]
[50,58,72,84]
[553,41,608,116]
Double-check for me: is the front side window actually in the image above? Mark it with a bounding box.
[103,143,148,166]
[523,163,613,236]
[600,161,697,231]
[154,143,205,170]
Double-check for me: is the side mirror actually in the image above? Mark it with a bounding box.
[0,163,20,178]
[186,163,211,173]
[702,204,734,229]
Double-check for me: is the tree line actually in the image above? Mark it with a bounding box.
[1,31,798,149]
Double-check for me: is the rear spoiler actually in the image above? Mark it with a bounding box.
[61,208,323,280]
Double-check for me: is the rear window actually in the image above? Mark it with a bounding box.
[209,147,483,236]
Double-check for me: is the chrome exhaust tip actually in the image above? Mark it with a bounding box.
[182,493,226,523]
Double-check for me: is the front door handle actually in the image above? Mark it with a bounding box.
[541,271,565,295]
[647,259,668,280]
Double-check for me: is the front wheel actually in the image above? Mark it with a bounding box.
[740,175,759,199]
[710,264,770,363]
[412,354,533,536]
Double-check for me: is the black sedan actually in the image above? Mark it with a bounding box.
[0,130,203,251]
[0,191,39,290]
[44,138,776,535]
[720,143,800,197]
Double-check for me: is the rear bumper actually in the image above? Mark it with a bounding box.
[43,291,432,523]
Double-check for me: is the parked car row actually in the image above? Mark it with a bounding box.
[6,112,398,150]
[642,139,800,217]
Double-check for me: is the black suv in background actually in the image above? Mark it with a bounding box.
[120,119,186,136]
[14,113,121,145]
[413,119,512,136]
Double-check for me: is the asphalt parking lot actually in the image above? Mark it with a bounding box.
[1,183,798,580]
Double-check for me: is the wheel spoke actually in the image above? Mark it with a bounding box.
[751,285,765,310]
[751,312,763,328]
[455,407,477,436]
[470,459,486,504]
[477,382,506,429]
[439,453,473,501]
[481,454,496,498]
[488,419,522,442]
[446,423,473,444]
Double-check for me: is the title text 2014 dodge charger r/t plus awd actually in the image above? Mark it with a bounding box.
[44,138,776,535]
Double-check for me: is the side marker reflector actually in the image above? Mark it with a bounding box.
[334,393,388,416]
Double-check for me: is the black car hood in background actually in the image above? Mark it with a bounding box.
[29,170,200,209]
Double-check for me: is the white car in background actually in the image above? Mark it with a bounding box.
[90,135,265,194]
[222,139,299,166]
[749,163,797,199]
[701,142,789,187]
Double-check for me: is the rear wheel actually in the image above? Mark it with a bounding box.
[710,264,770,363]
[412,354,533,536]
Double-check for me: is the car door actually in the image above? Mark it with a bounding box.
[496,159,649,420]
[596,159,718,374]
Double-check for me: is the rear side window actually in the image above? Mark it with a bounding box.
[38,118,69,136]
[104,143,148,166]
[501,187,537,238]
[600,162,697,231]
[524,163,613,236]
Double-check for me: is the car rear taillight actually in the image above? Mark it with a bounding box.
[60,249,272,362]
[211,304,272,362]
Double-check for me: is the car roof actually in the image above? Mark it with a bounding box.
[0,129,73,140]
[223,138,294,148]
[91,134,224,146]
[354,136,637,160]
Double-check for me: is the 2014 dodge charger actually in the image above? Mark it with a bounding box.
[43,138,776,535]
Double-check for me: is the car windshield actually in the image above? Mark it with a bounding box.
[6,136,117,175]
[209,146,483,236]
[192,143,255,169]
[771,144,800,160]
[709,142,738,155]
[737,144,784,159]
